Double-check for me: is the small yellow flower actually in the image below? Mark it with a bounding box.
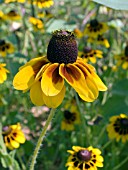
[84,19,108,38]
[0,63,9,84]
[0,11,7,22]
[114,45,128,70]
[5,10,21,21]
[0,40,14,57]
[79,46,103,64]
[107,114,128,143]
[13,30,107,108]
[4,0,25,3]
[32,0,54,8]
[29,17,44,32]
[61,105,80,131]
[88,35,110,48]
[2,123,26,150]
[66,146,104,170]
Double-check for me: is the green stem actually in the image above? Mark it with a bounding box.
[29,108,56,170]
[102,140,112,150]
[113,156,128,170]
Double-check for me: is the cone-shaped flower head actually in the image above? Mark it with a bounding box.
[13,30,107,108]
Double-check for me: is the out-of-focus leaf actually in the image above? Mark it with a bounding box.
[92,0,128,10]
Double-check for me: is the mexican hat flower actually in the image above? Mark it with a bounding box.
[2,123,26,150]
[107,114,128,143]
[32,0,54,8]
[114,45,128,70]
[29,17,44,32]
[0,63,9,84]
[0,40,14,57]
[66,146,104,170]
[84,19,108,38]
[13,30,107,108]
[61,105,80,131]
[79,46,103,64]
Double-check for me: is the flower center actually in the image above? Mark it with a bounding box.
[0,40,6,46]
[90,19,99,27]
[120,118,128,128]
[47,30,78,64]
[77,150,92,161]
[64,110,76,122]
[2,126,12,135]
[125,45,128,57]
[83,46,92,53]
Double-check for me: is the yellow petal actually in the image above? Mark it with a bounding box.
[59,64,95,102]
[41,63,64,96]
[89,57,97,63]
[30,81,45,106]
[13,65,35,90]
[12,131,25,144]
[43,86,66,108]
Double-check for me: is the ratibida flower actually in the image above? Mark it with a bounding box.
[0,63,9,84]
[114,44,128,70]
[107,114,128,143]
[79,46,103,64]
[13,30,107,108]
[0,40,14,57]
[66,146,104,170]
[29,17,44,32]
[84,19,108,38]
[61,105,80,131]
[32,0,54,8]
[2,123,26,150]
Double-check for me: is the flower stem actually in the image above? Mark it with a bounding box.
[113,156,128,170]
[29,108,56,170]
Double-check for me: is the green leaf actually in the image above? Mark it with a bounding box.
[92,0,128,10]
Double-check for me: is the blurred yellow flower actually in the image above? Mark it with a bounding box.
[5,10,21,21]
[107,114,128,143]
[66,146,104,170]
[29,17,44,32]
[84,19,108,38]
[88,34,110,48]
[0,63,9,84]
[0,40,15,57]
[32,0,54,8]
[61,106,80,131]
[13,30,107,108]
[4,0,25,3]
[114,45,128,70]
[2,123,26,150]
[74,28,83,38]
[0,11,7,22]
[79,46,103,64]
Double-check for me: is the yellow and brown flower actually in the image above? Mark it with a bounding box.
[32,0,54,8]
[5,10,21,21]
[2,123,26,150]
[13,30,107,108]
[107,114,128,143]
[0,40,14,57]
[29,17,44,32]
[66,146,104,170]
[79,46,103,64]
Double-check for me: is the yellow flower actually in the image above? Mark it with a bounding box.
[32,0,54,8]
[61,105,80,131]
[0,40,15,57]
[88,35,110,48]
[0,63,9,84]
[5,0,25,3]
[5,10,21,21]
[2,123,26,150]
[114,45,128,70]
[107,114,128,143]
[84,19,108,38]
[79,46,103,64]
[29,17,44,32]
[74,28,83,38]
[66,146,104,170]
[13,30,107,108]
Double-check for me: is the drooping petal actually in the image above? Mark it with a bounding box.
[41,63,64,96]
[30,81,44,106]
[13,66,35,90]
[59,64,96,102]
[43,86,66,108]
